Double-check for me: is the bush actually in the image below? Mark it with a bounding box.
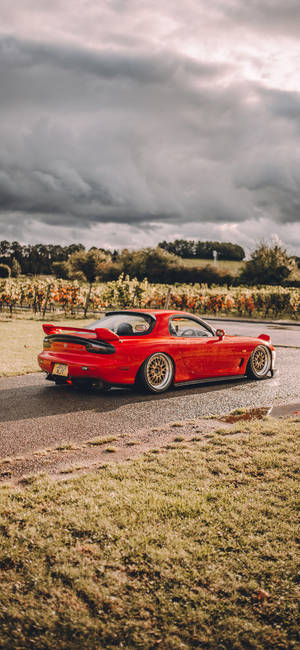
[0,263,11,278]
[240,243,296,285]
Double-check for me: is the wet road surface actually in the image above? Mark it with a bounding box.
[0,345,299,459]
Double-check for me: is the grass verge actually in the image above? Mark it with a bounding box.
[0,319,89,376]
[0,418,299,649]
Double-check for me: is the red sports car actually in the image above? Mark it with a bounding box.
[38,309,276,394]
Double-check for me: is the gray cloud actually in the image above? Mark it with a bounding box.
[219,0,300,39]
[0,1,300,254]
[0,34,228,83]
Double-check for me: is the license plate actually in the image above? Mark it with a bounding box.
[53,363,68,377]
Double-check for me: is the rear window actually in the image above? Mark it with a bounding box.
[87,313,154,336]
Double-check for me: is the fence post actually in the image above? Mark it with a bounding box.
[164,288,171,309]
[132,286,139,307]
[42,283,52,319]
[84,283,92,318]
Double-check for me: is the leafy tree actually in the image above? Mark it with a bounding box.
[68,249,112,283]
[65,243,85,257]
[52,261,70,279]
[240,243,296,285]
[68,249,112,316]
[0,241,11,258]
[10,258,22,277]
[118,247,181,282]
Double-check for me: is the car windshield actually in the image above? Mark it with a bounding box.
[87,313,153,336]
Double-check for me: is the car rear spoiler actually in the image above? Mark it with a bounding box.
[42,324,119,342]
[258,334,271,343]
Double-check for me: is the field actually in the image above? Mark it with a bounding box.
[181,258,300,281]
[0,417,298,649]
[180,258,244,274]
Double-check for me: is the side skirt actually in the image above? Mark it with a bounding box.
[174,374,248,388]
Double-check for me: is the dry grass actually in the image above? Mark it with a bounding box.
[0,318,89,376]
[86,436,117,447]
[0,417,298,649]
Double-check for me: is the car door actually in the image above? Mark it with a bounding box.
[170,316,219,378]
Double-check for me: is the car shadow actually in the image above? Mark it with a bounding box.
[0,375,252,424]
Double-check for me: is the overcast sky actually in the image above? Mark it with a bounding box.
[0,0,300,254]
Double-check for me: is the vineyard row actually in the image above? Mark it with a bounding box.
[1,275,299,319]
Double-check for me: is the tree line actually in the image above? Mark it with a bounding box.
[0,241,87,276]
[0,239,298,286]
[0,238,245,276]
[159,239,245,261]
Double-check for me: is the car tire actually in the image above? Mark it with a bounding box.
[138,352,174,394]
[247,345,271,380]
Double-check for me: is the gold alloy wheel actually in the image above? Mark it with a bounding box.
[145,353,174,391]
[251,345,270,377]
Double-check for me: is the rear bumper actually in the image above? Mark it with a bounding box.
[38,351,135,385]
[38,352,103,379]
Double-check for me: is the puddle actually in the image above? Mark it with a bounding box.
[221,407,270,423]
[269,402,300,418]
[221,403,300,423]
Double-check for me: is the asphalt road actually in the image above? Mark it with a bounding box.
[0,319,299,459]
[207,318,300,347]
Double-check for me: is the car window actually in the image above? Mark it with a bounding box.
[169,317,213,337]
[87,313,153,335]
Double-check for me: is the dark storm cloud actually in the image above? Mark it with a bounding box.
[0,34,227,84]
[0,11,299,251]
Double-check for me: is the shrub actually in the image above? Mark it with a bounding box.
[240,243,296,285]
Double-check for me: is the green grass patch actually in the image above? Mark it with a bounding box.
[180,257,244,274]
[180,257,300,281]
[0,418,299,649]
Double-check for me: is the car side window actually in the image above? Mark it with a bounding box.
[170,317,213,337]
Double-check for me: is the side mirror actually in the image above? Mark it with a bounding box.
[216,328,225,338]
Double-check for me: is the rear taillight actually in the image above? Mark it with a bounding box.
[42,334,115,354]
[85,342,115,354]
